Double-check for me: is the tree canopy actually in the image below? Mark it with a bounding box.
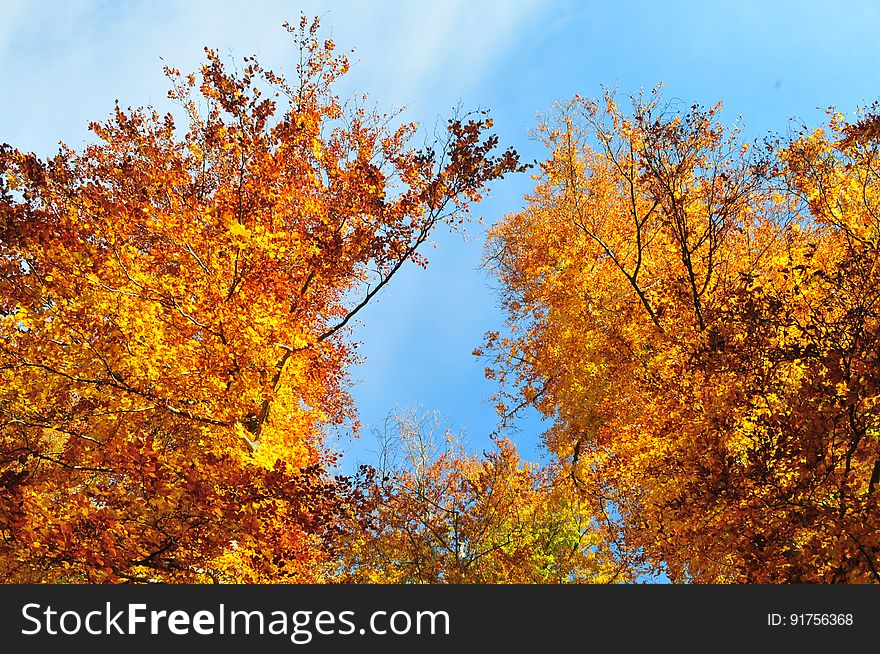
[484,90,880,582]
[2,17,878,584]
[0,17,522,582]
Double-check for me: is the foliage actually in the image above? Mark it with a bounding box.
[339,409,626,583]
[484,90,880,582]
[0,17,522,582]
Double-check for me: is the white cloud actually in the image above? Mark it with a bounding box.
[0,0,545,153]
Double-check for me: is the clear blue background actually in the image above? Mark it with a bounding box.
[3,0,879,472]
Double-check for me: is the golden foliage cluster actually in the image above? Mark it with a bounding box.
[484,89,880,582]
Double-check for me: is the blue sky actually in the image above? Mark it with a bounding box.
[2,0,879,472]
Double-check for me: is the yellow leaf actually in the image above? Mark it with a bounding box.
[229,221,252,239]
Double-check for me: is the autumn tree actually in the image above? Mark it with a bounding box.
[0,17,523,583]
[484,90,880,582]
[339,408,626,583]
